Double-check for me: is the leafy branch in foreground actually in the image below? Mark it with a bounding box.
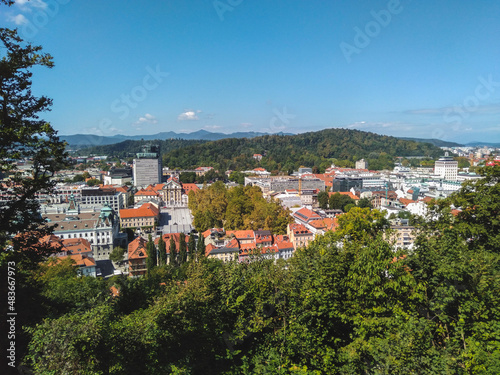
[0,28,67,253]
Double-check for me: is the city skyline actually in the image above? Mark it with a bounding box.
[1,0,499,143]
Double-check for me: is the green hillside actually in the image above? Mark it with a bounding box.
[77,139,206,159]
[163,128,442,172]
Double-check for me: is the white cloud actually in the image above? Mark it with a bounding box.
[177,110,200,121]
[8,14,28,25]
[137,113,157,124]
[241,122,253,128]
[133,113,158,127]
[15,0,47,11]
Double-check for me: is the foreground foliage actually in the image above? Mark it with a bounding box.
[14,167,500,374]
[0,28,66,251]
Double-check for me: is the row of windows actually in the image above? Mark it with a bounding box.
[59,232,111,241]
[122,219,154,226]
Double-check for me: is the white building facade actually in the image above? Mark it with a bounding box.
[434,153,458,181]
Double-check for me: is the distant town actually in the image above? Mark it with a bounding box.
[4,141,498,279]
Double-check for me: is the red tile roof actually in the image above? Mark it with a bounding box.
[114,186,130,194]
[273,234,290,242]
[328,191,359,200]
[240,243,256,251]
[293,208,321,222]
[128,237,148,260]
[110,285,120,297]
[205,243,217,256]
[135,189,159,197]
[152,184,165,192]
[255,234,273,244]
[398,198,416,206]
[226,230,255,240]
[312,174,335,187]
[308,217,339,232]
[225,238,240,248]
[289,223,312,235]
[202,228,225,238]
[120,203,159,219]
[59,254,96,267]
[182,183,200,193]
[275,240,294,250]
[61,238,92,255]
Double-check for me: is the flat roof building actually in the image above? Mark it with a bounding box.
[434,152,458,181]
[133,145,162,187]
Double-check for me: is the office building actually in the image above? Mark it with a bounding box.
[133,144,162,187]
[434,152,458,181]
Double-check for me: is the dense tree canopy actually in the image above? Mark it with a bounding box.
[78,138,205,159]
[188,182,293,234]
[163,128,442,172]
[328,192,357,212]
[109,246,126,264]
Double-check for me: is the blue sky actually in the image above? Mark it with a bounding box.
[2,0,500,143]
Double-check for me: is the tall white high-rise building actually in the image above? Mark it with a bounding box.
[434,152,458,181]
[133,145,162,187]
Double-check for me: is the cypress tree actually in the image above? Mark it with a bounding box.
[179,234,187,265]
[146,234,157,273]
[169,236,176,266]
[197,234,206,260]
[187,234,196,262]
[157,236,167,266]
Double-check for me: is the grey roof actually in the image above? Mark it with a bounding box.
[161,224,193,234]
[209,247,239,255]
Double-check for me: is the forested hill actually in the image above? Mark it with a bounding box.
[163,128,443,172]
[76,139,207,159]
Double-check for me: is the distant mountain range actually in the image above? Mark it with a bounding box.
[61,130,294,147]
[61,129,498,149]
